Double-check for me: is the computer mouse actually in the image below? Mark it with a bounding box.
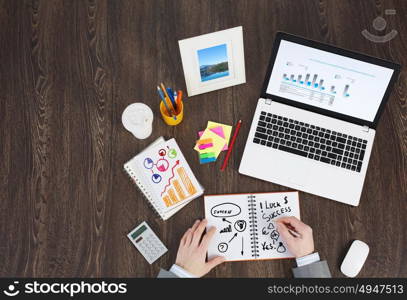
[340,240,369,277]
[122,103,153,139]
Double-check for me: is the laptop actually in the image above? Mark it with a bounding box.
[239,32,400,206]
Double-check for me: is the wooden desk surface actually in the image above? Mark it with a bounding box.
[0,0,406,277]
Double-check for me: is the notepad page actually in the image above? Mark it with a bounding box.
[254,192,300,260]
[204,194,253,261]
[124,137,167,217]
[135,138,203,214]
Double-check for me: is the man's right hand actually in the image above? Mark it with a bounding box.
[276,216,315,258]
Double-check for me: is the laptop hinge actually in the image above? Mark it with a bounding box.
[362,125,369,132]
[265,98,272,105]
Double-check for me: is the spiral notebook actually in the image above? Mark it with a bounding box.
[124,137,204,220]
[204,191,300,261]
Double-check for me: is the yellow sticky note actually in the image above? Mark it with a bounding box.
[194,128,225,158]
[207,121,232,150]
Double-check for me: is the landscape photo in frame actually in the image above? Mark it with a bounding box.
[197,44,230,82]
[178,26,246,96]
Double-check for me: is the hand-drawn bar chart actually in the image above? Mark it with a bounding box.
[162,167,197,207]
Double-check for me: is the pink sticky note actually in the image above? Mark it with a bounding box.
[198,143,213,150]
[210,126,226,139]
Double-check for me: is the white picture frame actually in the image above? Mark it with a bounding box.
[178,26,246,97]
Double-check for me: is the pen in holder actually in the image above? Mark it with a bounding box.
[157,83,184,126]
[160,100,183,126]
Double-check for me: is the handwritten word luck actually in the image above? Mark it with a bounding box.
[263,201,281,209]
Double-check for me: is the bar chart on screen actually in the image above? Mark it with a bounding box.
[280,69,354,106]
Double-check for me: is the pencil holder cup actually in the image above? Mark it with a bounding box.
[160,101,183,126]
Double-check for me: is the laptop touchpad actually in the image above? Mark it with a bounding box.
[286,160,310,187]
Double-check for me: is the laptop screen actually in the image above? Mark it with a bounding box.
[266,40,395,123]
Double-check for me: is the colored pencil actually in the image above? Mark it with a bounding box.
[160,83,176,113]
[157,86,166,102]
[157,86,176,120]
[167,87,178,111]
[176,90,183,113]
[220,120,242,171]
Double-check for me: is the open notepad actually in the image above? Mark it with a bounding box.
[204,192,300,261]
[124,137,204,220]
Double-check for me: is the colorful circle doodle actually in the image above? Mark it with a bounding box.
[156,158,169,172]
[143,157,154,169]
[152,173,162,184]
[168,148,177,159]
[158,149,166,156]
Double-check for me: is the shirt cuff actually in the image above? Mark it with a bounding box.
[169,264,196,278]
[296,252,320,267]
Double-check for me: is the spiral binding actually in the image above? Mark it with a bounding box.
[124,164,164,220]
[248,194,259,258]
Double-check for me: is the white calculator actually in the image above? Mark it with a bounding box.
[127,221,168,264]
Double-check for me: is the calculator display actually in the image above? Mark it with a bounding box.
[131,225,147,239]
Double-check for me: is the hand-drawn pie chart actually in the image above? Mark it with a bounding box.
[143,157,154,169]
[158,149,166,156]
[168,148,177,158]
[156,158,169,172]
[152,173,162,184]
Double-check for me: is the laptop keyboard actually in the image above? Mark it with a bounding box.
[253,111,368,172]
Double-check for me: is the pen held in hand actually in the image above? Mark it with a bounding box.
[288,228,301,238]
[276,220,301,238]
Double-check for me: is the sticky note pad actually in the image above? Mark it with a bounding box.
[200,157,217,164]
[199,152,216,164]
[199,143,213,150]
[197,138,213,150]
[196,138,213,145]
[198,122,232,151]
[194,128,224,158]
[206,121,232,145]
[200,152,216,159]
[195,121,233,164]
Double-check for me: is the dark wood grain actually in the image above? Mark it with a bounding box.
[0,0,406,278]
